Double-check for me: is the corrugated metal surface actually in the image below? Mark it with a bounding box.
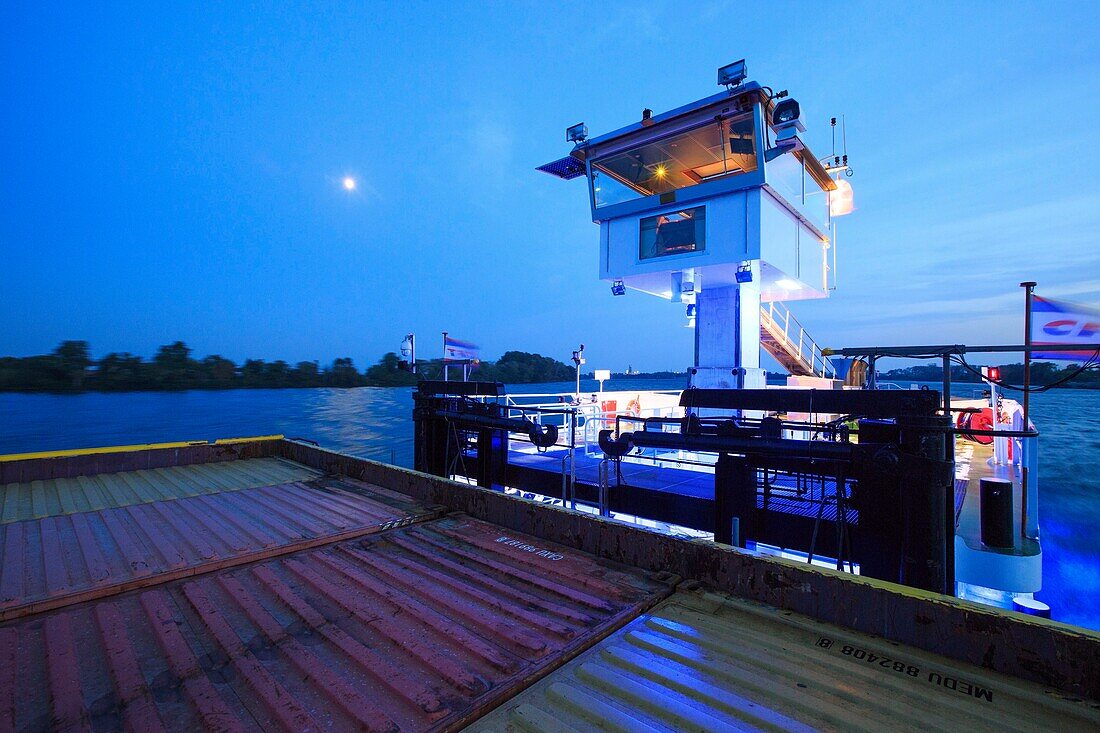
[0,515,672,732]
[1,457,319,522]
[0,471,439,621]
[468,587,1100,732]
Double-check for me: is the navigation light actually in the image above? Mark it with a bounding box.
[830,178,855,217]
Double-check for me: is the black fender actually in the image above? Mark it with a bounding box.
[598,429,634,458]
[528,423,559,448]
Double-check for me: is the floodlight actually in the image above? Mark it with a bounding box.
[735,265,753,284]
[772,98,805,137]
[772,98,800,126]
[611,279,626,296]
[717,60,748,88]
[566,122,589,144]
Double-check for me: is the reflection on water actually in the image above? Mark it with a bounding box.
[303,388,415,465]
[0,387,417,466]
[0,381,1097,629]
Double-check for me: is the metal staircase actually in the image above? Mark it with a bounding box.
[760,300,837,379]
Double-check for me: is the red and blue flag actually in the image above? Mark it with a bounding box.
[443,336,480,363]
[1031,296,1100,360]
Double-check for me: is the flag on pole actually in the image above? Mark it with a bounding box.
[443,336,480,363]
[1031,296,1100,360]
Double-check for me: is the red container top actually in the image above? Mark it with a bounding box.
[0,514,672,731]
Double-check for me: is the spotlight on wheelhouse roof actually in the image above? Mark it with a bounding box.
[772,98,805,132]
[611,279,626,296]
[717,59,748,88]
[566,122,588,144]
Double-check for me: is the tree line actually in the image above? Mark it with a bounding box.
[0,341,575,392]
[878,362,1100,389]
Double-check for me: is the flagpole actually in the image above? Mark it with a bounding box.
[1020,281,1036,540]
[442,331,449,382]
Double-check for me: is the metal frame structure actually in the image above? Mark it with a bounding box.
[415,382,961,595]
[828,340,1099,540]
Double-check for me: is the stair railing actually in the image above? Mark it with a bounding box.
[761,301,837,380]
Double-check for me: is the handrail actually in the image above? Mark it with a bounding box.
[761,301,837,380]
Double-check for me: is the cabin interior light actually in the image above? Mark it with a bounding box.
[717,59,748,88]
[566,122,588,144]
[611,279,626,296]
[654,164,667,178]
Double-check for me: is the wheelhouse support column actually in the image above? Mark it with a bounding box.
[693,272,764,392]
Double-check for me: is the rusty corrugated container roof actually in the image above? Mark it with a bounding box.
[1,464,440,621]
[3,439,1098,730]
[0,514,672,732]
[467,587,1100,732]
[0,457,319,522]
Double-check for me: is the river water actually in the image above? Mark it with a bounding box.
[1,379,1096,629]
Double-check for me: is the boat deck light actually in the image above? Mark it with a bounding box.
[566,122,588,144]
[717,59,748,89]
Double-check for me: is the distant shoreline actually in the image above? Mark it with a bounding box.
[1,342,580,393]
[4,378,1099,395]
[5,341,1098,393]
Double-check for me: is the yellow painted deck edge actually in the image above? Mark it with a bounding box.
[0,435,284,462]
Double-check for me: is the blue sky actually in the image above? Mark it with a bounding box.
[3,2,1099,371]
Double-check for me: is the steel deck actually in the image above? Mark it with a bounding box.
[509,448,857,521]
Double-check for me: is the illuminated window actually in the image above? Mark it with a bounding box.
[592,114,756,208]
[640,207,706,260]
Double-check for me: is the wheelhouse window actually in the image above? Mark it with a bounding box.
[765,149,830,231]
[640,207,706,260]
[593,114,757,208]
